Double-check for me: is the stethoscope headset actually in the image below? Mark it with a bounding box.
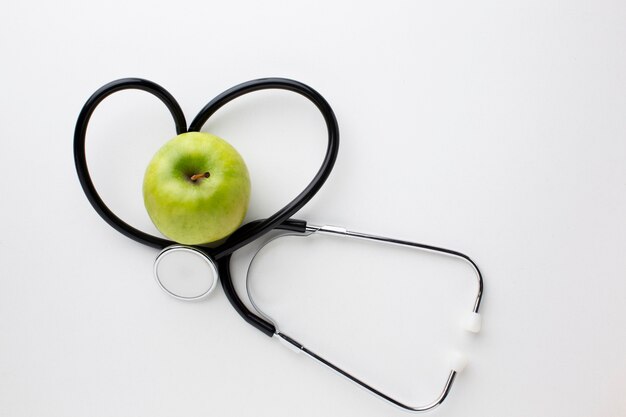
[74,77,484,412]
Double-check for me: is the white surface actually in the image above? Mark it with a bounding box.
[1,1,625,416]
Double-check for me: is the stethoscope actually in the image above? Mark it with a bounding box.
[74,77,484,412]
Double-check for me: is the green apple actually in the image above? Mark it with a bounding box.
[143,132,251,245]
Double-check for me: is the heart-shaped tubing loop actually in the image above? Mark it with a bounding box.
[74,78,188,249]
[74,77,339,260]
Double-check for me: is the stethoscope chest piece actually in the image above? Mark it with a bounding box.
[154,245,218,301]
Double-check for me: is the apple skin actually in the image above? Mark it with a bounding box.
[143,132,250,245]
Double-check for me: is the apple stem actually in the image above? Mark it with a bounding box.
[190,172,210,182]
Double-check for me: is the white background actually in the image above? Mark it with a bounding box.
[1,1,625,416]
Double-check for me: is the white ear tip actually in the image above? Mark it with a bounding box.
[461,312,482,333]
[449,352,468,373]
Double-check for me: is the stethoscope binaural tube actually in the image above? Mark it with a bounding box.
[236,222,484,412]
[73,77,339,259]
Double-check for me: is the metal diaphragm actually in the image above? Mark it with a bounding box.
[154,245,218,301]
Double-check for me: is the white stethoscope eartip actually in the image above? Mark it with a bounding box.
[461,311,482,333]
[448,351,469,373]
[153,245,218,301]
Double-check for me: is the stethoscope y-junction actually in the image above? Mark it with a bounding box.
[74,77,484,412]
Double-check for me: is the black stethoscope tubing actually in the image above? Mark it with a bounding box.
[74,77,339,336]
[74,77,339,259]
